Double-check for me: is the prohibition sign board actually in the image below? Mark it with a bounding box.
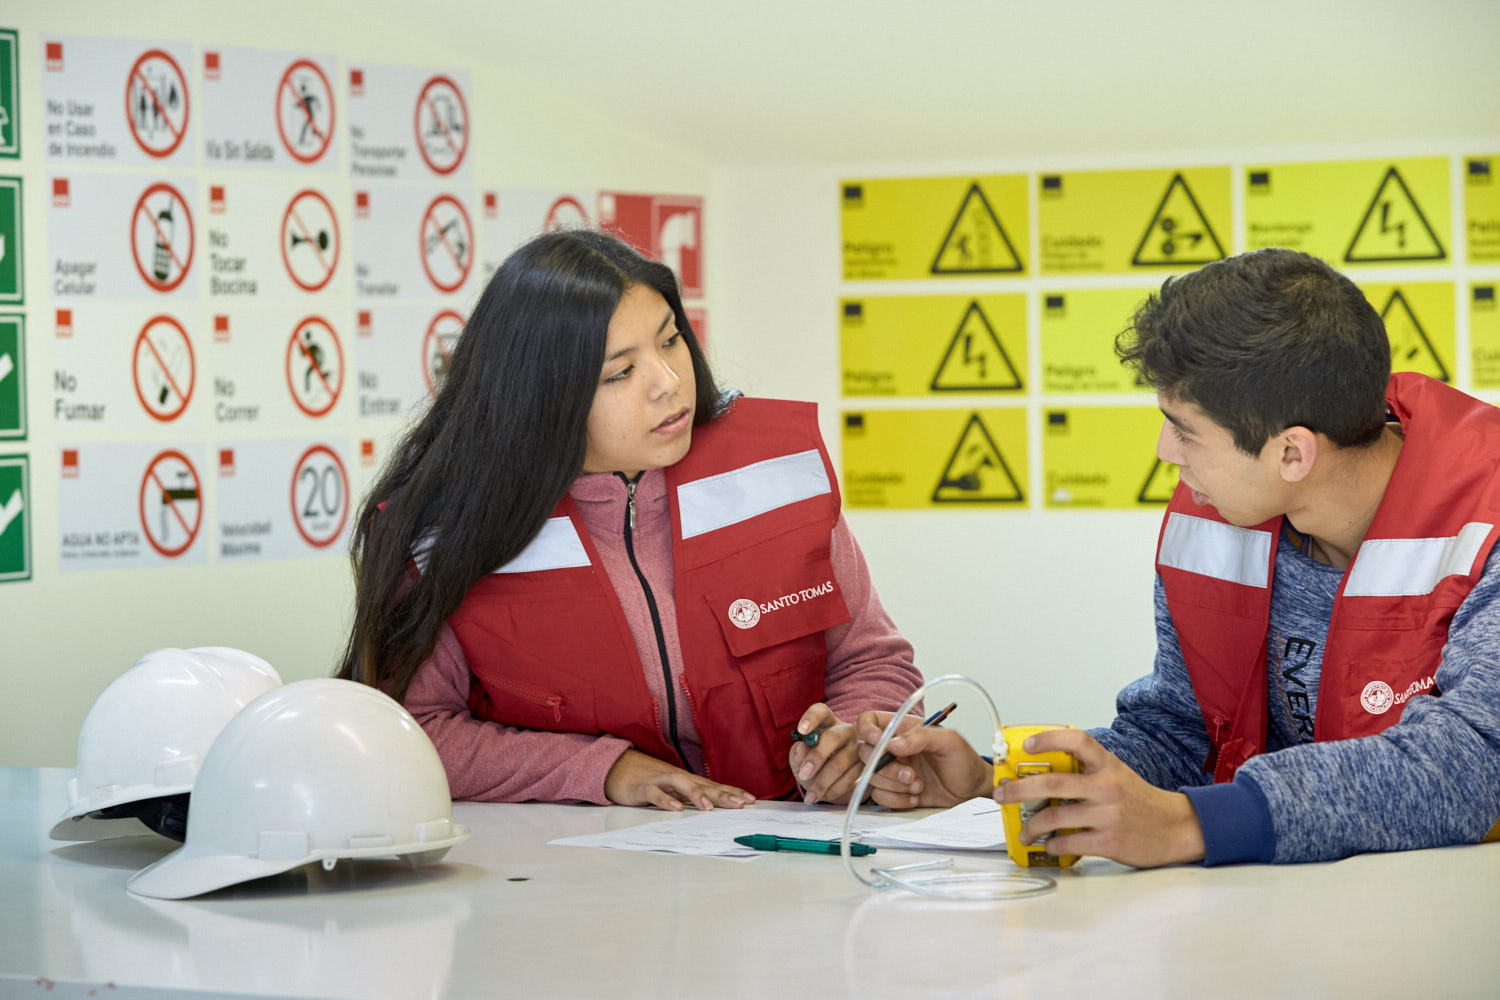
[131,182,195,292]
[414,74,469,175]
[276,59,335,164]
[420,195,473,293]
[131,314,195,422]
[290,443,349,548]
[545,195,590,231]
[285,316,345,417]
[138,449,202,558]
[422,309,465,399]
[124,49,189,158]
[281,188,340,291]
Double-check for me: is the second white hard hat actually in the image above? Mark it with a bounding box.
[50,646,283,842]
[127,678,468,899]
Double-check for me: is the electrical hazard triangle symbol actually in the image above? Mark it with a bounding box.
[931,413,1024,503]
[1131,173,1226,267]
[1345,167,1446,263]
[930,300,1023,391]
[1137,458,1180,504]
[930,183,1024,275]
[1380,289,1449,381]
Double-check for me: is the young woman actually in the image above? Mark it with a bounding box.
[337,230,920,811]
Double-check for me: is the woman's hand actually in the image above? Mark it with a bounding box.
[790,703,864,804]
[855,710,993,808]
[603,749,756,811]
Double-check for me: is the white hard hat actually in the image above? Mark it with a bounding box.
[127,678,469,900]
[50,646,283,843]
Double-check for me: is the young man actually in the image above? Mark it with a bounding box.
[859,248,1500,867]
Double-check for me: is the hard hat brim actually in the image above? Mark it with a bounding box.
[126,825,470,900]
[48,812,161,842]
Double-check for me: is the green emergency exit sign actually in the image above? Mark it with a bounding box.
[0,177,19,305]
[0,314,22,439]
[0,454,29,583]
[0,30,17,159]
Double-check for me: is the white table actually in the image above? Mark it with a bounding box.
[3,766,1497,999]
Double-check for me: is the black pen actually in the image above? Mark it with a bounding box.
[872,701,957,775]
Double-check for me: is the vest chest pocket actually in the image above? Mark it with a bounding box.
[702,556,850,659]
[700,557,850,731]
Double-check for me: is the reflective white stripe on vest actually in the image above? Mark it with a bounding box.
[1158,512,1274,588]
[1344,522,1495,597]
[492,517,591,573]
[677,449,831,539]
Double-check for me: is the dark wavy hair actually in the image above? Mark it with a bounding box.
[336,230,720,701]
[1115,248,1390,455]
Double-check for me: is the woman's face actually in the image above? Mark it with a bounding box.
[582,284,697,477]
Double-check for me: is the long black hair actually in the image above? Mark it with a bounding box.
[337,230,721,701]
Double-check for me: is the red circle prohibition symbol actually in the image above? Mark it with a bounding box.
[413,74,469,175]
[422,309,466,399]
[131,182,195,292]
[138,449,202,558]
[124,49,190,158]
[275,58,335,164]
[280,188,340,292]
[131,314,195,422]
[544,196,590,232]
[284,316,345,417]
[290,444,350,548]
[419,195,473,293]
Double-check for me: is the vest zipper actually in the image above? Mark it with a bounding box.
[616,472,695,773]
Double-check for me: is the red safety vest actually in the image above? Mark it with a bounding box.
[449,397,849,800]
[1157,373,1500,783]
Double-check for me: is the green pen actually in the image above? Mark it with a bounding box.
[734,834,875,856]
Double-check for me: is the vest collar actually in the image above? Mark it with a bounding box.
[568,468,669,536]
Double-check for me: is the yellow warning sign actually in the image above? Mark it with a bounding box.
[841,408,1027,510]
[1465,155,1500,264]
[1037,166,1229,275]
[1358,281,1454,383]
[1468,284,1500,388]
[1139,458,1181,504]
[1245,157,1450,266]
[1039,288,1157,394]
[841,175,1028,281]
[841,294,1026,397]
[1042,406,1177,510]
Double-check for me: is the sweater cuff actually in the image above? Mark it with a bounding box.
[1179,775,1276,865]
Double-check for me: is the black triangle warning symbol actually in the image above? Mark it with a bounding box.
[1380,289,1450,381]
[930,301,1023,392]
[1138,459,1180,504]
[1131,173,1226,267]
[931,413,1024,503]
[930,183,1024,275]
[1345,167,1446,263]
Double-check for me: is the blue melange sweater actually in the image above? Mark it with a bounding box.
[1092,533,1500,865]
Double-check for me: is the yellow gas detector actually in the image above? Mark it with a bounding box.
[994,724,1081,868]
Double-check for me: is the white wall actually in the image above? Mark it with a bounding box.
[708,140,1500,751]
[0,0,714,765]
[4,0,1498,767]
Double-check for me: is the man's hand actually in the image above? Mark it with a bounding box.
[854,710,992,808]
[995,728,1205,868]
[603,749,755,811]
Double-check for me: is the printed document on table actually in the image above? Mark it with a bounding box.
[863,797,1006,850]
[549,798,1006,858]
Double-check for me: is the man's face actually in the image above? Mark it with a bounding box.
[1155,392,1287,527]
